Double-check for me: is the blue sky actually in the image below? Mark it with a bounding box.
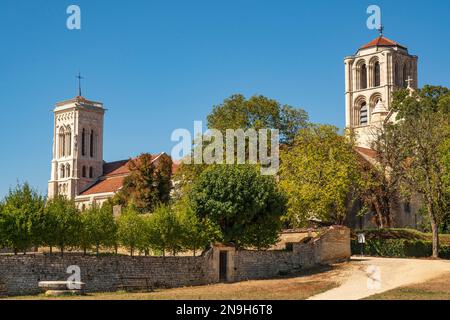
[0,0,449,198]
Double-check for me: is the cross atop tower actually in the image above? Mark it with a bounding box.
[76,72,84,97]
[378,24,384,36]
[406,76,414,89]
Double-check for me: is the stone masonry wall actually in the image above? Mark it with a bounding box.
[0,251,216,296]
[232,226,349,281]
[0,226,350,296]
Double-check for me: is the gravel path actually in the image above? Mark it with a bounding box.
[308,256,450,300]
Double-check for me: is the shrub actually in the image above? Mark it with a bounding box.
[351,239,450,259]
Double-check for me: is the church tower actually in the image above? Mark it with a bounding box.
[48,94,105,199]
[344,34,418,148]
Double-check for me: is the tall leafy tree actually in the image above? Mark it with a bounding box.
[117,206,146,256]
[189,164,286,249]
[80,202,117,255]
[44,195,81,256]
[387,85,450,257]
[207,94,308,144]
[175,94,309,196]
[0,183,45,253]
[280,125,366,227]
[147,205,184,256]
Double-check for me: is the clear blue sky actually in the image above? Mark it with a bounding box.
[0,0,449,198]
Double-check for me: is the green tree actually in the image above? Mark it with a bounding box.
[175,95,308,197]
[44,195,81,256]
[207,94,309,144]
[80,202,117,255]
[147,205,184,256]
[114,153,173,213]
[280,125,366,227]
[175,199,217,256]
[0,183,45,254]
[189,164,286,249]
[387,85,450,257]
[117,206,146,256]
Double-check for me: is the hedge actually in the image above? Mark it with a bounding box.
[351,239,450,259]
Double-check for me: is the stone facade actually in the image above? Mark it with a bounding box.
[48,96,105,200]
[344,36,418,148]
[0,226,350,296]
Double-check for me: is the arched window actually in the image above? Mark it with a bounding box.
[66,164,71,178]
[66,127,72,156]
[403,63,408,88]
[360,64,367,89]
[82,128,86,156]
[60,164,65,179]
[90,130,94,157]
[89,167,94,178]
[59,127,66,158]
[374,62,380,87]
[360,102,368,126]
[82,166,87,178]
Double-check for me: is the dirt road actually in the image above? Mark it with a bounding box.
[308,256,450,300]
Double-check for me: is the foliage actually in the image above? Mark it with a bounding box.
[116,206,146,256]
[280,125,367,227]
[351,239,450,259]
[174,94,310,196]
[0,183,45,253]
[189,164,286,249]
[207,94,309,145]
[80,202,117,255]
[385,85,450,257]
[175,199,218,255]
[44,195,81,255]
[114,153,173,213]
[147,205,185,256]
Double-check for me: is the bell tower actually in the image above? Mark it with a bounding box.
[48,94,105,199]
[344,34,418,148]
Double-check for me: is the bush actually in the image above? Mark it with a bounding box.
[351,239,450,259]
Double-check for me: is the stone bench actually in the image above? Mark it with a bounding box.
[38,281,86,296]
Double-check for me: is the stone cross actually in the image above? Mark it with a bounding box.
[406,76,414,89]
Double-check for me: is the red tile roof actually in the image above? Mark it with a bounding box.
[360,36,406,50]
[355,147,378,160]
[80,153,179,196]
[80,176,126,196]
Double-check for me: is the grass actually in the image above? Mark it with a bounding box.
[2,266,343,300]
[366,272,450,300]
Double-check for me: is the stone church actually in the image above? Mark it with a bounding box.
[47,95,178,210]
[47,33,424,227]
[344,34,422,229]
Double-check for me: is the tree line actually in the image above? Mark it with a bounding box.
[1,88,449,258]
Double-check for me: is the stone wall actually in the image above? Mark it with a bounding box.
[0,226,350,296]
[0,252,216,296]
[230,226,349,281]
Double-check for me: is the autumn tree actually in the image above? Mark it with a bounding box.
[115,153,173,213]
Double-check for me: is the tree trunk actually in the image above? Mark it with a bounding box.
[96,244,100,256]
[430,216,440,259]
